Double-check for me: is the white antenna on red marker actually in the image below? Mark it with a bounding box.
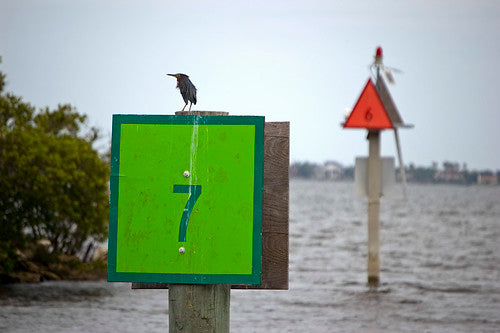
[371,46,402,85]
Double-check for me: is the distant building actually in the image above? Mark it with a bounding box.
[434,170,464,183]
[434,161,465,183]
[477,173,498,185]
[320,161,343,180]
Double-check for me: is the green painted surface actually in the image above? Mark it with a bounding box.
[108,115,263,284]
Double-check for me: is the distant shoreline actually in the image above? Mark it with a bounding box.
[290,161,499,185]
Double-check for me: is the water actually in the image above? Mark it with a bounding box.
[1,181,499,332]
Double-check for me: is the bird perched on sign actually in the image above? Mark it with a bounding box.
[167,73,197,112]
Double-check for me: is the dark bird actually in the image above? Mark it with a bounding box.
[167,73,197,112]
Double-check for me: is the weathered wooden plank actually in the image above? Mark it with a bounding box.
[263,121,290,137]
[132,282,168,289]
[169,284,230,333]
[233,121,290,290]
[132,121,289,290]
[176,111,229,116]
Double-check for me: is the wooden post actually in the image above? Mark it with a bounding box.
[170,110,230,333]
[367,130,381,285]
[169,284,230,332]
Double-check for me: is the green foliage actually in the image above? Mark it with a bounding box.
[291,161,317,178]
[406,164,436,183]
[0,56,5,93]
[0,66,109,274]
[342,165,354,179]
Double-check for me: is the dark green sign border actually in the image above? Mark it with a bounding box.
[108,114,264,285]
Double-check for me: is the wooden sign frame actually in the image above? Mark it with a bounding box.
[132,121,289,290]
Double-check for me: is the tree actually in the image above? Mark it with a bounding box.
[290,161,318,179]
[0,65,109,273]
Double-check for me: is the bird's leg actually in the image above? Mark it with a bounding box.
[188,101,193,112]
[181,103,187,112]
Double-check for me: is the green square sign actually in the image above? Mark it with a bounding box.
[107,115,264,285]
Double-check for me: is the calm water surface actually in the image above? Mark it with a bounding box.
[1,181,499,332]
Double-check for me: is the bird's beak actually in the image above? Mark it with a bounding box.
[167,74,176,77]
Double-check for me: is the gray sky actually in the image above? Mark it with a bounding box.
[1,0,499,170]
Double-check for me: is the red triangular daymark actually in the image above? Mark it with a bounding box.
[344,79,394,129]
